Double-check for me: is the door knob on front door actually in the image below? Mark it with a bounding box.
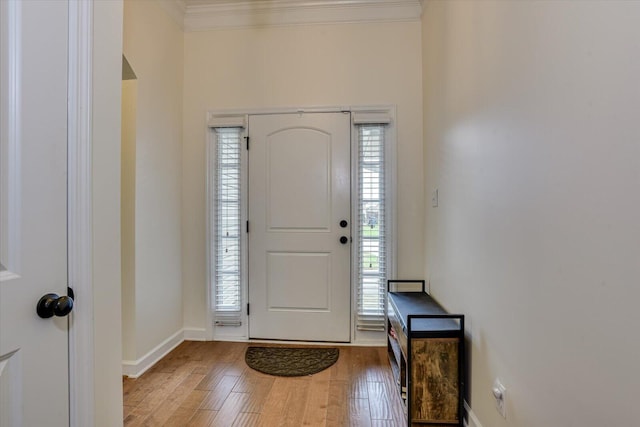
[339,220,348,228]
[36,293,74,318]
[339,236,349,244]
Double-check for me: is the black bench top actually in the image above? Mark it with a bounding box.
[388,292,463,338]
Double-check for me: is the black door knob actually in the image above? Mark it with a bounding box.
[339,220,348,228]
[37,293,74,318]
[339,236,349,244]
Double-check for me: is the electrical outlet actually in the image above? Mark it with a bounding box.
[492,379,506,418]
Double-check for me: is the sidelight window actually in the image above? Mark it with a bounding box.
[211,127,243,326]
[355,121,390,331]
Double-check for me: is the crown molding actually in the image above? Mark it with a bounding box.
[182,0,423,32]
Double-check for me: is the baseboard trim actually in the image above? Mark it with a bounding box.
[122,329,184,378]
[122,327,384,377]
[464,401,484,427]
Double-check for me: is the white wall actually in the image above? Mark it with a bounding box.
[182,21,425,333]
[422,1,640,426]
[122,0,184,361]
[121,80,137,361]
[93,0,124,424]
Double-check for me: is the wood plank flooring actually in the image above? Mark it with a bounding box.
[123,341,406,426]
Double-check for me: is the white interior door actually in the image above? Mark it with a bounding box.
[248,112,351,342]
[0,1,70,425]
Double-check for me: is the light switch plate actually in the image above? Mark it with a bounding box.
[493,378,506,418]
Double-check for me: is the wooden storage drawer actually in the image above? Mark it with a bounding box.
[411,337,460,424]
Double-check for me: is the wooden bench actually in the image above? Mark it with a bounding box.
[386,280,465,426]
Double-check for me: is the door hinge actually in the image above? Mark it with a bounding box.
[246,220,249,233]
[247,303,250,316]
[245,136,250,150]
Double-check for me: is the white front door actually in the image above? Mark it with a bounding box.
[248,112,351,342]
[0,1,70,425]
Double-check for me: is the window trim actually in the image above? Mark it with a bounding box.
[206,115,249,340]
[350,106,397,344]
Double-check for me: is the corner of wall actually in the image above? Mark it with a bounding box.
[122,329,184,378]
[464,401,484,427]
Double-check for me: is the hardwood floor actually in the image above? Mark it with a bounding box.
[123,341,406,426]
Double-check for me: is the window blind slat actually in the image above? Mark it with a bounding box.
[212,127,243,326]
[357,124,387,331]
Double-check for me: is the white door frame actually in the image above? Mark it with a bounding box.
[206,105,397,345]
[67,0,94,425]
[1,1,94,424]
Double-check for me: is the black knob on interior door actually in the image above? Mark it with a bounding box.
[339,220,348,228]
[36,293,74,318]
[339,236,349,244]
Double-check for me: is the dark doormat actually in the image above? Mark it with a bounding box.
[245,346,339,377]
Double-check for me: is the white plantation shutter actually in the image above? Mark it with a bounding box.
[212,127,243,326]
[356,124,387,331]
